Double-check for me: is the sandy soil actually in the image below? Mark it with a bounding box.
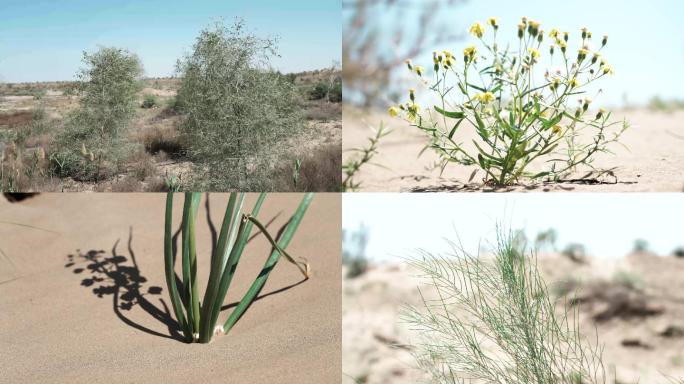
[343,254,684,384]
[343,108,684,192]
[0,193,341,383]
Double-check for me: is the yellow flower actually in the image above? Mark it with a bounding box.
[414,66,425,76]
[443,50,453,59]
[549,28,559,39]
[528,47,541,60]
[487,17,499,28]
[528,20,540,29]
[388,106,399,117]
[552,125,562,135]
[463,46,477,63]
[602,65,614,75]
[475,92,495,104]
[407,103,420,121]
[568,77,579,87]
[469,22,485,38]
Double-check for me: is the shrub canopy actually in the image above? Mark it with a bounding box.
[176,19,303,190]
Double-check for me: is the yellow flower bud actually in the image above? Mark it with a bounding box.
[388,106,399,117]
[469,22,485,38]
[487,17,499,28]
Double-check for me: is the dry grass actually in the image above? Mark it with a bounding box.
[280,143,341,191]
[304,100,342,121]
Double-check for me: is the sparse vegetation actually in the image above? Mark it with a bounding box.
[0,20,340,192]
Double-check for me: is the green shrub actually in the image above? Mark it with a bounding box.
[175,19,304,190]
[404,227,606,383]
[141,93,158,108]
[52,47,142,181]
[309,79,342,102]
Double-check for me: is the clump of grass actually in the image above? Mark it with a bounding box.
[281,144,341,192]
[391,17,628,186]
[164,192,313,343]
[342,122,391,191]
[403,227,606,383]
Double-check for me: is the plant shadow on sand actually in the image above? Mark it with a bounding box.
[406,171,638,192]
[64,194,307,343]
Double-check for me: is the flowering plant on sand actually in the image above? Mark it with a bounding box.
[391,17,627,186]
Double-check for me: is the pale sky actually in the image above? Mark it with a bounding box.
[343,193,684,261]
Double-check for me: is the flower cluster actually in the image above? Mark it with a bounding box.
[387,17,626,186]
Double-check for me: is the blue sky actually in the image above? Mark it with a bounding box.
[0,0,341,82]
[350,0,684,107]
[343,193,684,261]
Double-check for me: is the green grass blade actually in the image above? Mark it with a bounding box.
[180,192,200,339]
[207,193,267,340]
[188,192,201,336]
[222,193,313,334]
[198,192,244,342]
[163,192,192,342]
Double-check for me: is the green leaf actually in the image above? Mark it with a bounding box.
[434,105,465,119]
[448,118,465,139]
[466,82,487,92]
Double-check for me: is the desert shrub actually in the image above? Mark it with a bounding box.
[562,242,587,263]
[674,247,684,258]
[404,228,606,383]
[52,47,142,181]
[141,93,158,108]
[342,224,370,279]
[175,19,304,190]
[632,238,649,253]
[309,82,329,100]
[391,18,628,186]
[309,78,342,102]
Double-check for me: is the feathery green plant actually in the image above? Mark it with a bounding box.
[342,122,391,191]
[164,192,313,343]
[403,227,606,383]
